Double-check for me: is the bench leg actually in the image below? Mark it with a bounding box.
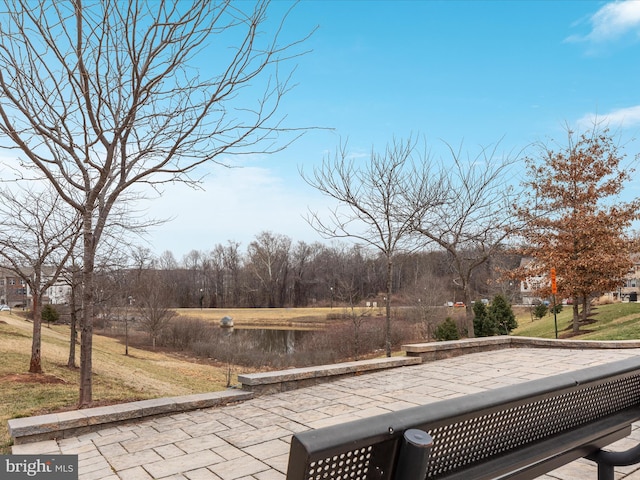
[588,443,640,480]
[595,463,614,480]
[393,429,433,480]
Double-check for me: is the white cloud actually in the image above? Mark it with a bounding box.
[577,105,640,129]
[0,150,332,258]
[141,165,328,258]
[567,0,640,44]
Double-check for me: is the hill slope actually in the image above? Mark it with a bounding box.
[0,312,230,453]
[513,302,640,340]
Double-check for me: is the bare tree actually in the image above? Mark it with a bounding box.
[126,246,176,348]
[62,256,82,369]
[183,250,206,307]
[222,241,243,307]
[208,242,242,307]
[303,137,446,356]
[0,186,80,373]
[246,231,291,307]
[134,271,176,349]
[289,241,323,307]
[62,230,133,366]
[157,251,178,271]
[410,271,450,341]
[409,142,521,338]
[0,1,311,406]
[333,267,367,360]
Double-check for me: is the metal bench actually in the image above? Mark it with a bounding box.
[286,356,640,480]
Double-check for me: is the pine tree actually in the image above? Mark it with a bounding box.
[435,317,460,341]
[533,303,549,320]
[489,294,517,334]
[473,300,497,337]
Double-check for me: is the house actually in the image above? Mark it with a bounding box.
[0,266,72,308]
[519,257,547,305]
[0,268,29,308]
[519,255,640,305]
[45,278,72,305]
[614,253,640,303]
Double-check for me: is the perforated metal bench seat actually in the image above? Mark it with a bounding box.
[286,356,640,480]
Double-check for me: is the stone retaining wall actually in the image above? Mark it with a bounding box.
[237,356,422,395]
[8,390,252,445]
[403,336,640,361]
[11,336,640,446]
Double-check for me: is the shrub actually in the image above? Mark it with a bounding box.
[41,304,60,324]
[490,294,517,334]
[550,303,563,314]
[473,301,497,337]
[159,317,215,350]
[533,303,548,320]
[151,312,419,369]
[597,295,614,305]
[435,317,459,341]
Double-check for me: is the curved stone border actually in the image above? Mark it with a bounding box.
[11,336,640,446]
[8,389,252,445]
[403,335,640,361]
[238,356,422,395]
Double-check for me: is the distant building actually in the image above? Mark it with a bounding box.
[0,266,72,308]
[45,279,72,305]
[0,267,30,308]
[519,254,640,305]
[614,253,640,303]
[519,258,547,305]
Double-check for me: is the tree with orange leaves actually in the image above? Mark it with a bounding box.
[514,128,640,334]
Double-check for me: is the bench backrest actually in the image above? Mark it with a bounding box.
[286,356,640,480]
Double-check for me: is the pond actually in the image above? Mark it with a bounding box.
[221,327,313,354]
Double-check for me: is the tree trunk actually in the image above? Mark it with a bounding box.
[463,280,475,338]
[385,258,392,357]
[79,213,95,407]
[67,281,78,369]
[28,295,42,374]
[29,283,43,373]
[572,301,580,333]
[125,315,129,356]
[581,296,589,325]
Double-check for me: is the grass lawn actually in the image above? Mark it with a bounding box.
[513,302,640,340]
[0,312,232,455]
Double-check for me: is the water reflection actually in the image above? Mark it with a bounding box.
[222,327,310,354]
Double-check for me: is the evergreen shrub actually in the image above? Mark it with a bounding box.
[435,317,460,341]
[41,304,60,324]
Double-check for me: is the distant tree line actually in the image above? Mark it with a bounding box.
[94,235,521,313]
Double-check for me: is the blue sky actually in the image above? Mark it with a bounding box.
[145,0,640,259]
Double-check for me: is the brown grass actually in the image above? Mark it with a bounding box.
[0,305,421,454]
[0,312,233,454]
[174,306,380,329]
